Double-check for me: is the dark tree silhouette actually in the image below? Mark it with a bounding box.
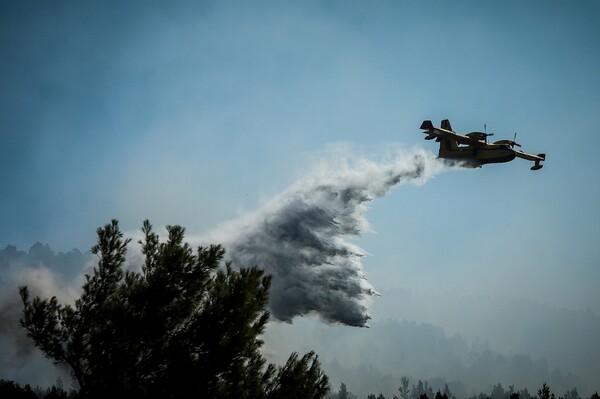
[538,383,555,399]
[411,380,435,399]
[491,384,506,399]
[443,384,455,399]
[0,379,36,399]
[265,351,329,399]
[19,219,329,399]
[337,382,349,399]
[563,388,581,399]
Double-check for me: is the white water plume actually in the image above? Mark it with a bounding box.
[202,147,448,327]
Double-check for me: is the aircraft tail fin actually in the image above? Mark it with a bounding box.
[441,119,452,131]
[420,120,434,130]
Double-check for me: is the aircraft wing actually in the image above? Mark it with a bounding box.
[514,150,546,170]
[514,150,545,162]
[420,120,479,145]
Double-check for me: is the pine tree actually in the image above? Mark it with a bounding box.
[537,383,555,399]
[20,219,329,399]
[266,351,329,399]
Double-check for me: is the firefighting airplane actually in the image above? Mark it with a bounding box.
[420,119,546,170]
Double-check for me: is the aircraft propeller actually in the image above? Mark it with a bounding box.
[511,132,522,147]
[506,132,521,148]
[483,124,494,143]
[493,132,522,148]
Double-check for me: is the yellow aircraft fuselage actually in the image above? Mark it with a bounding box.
[439,138,516,166]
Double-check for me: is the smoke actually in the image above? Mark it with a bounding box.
[201,147,447,327]
[0,267,74,359]
[0,146,447,387]
[0,259,84,387]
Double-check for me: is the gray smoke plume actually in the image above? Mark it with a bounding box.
[0,147,446,385]
[202,148,447,327]
[0,259,83,387]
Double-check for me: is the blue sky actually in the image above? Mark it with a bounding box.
[1,0,600,394]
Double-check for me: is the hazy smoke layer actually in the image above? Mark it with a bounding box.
[205,148,446,327]
[0,256,84,387]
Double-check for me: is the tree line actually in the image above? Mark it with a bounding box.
[4,376,599,399]
[329,379,600,399]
